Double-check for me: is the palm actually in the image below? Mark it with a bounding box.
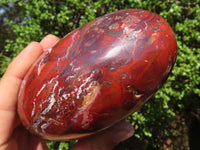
[8,123,47,150]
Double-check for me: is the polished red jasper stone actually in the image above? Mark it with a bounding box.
[18,9,177,140]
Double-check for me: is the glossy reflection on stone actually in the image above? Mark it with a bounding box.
[18,9,177,140]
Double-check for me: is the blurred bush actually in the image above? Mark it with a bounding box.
[0,0,199,149]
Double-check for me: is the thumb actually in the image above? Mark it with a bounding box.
[73,120,134,150]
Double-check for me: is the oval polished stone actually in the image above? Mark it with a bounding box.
[18,9,177,140]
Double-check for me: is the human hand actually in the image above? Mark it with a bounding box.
[0,34,134,150]
[0,34,59,150]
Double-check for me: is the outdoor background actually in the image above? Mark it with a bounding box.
[0,0,199,150]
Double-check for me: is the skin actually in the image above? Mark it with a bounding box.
[0,34,134,150]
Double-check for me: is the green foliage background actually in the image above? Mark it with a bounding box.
[0,0,199,149]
